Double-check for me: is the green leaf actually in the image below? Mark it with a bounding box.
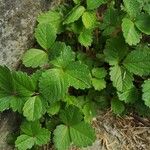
[135,13,150,35]
[87,0,107,10]
[35,23,56,50]
[63,5,85,24]
[70,121,96,147]
[47,102,61,115]
[15,135,35,150]
[110,65,133,92]
[122,18,142,45]
[111,99,125,115]
[92,78,106,91]
[92,67,107,79]
[37,10,63,33]
[82,11,97,29]
[22,49,48,68]
[60,106,83,126]
[12,71,35,97]
[39,69,67,103]
[73,0,81,4]
[65,61,92,89]
[53,125,71,150]
[142,79,150,108]
[123,0,141,18]
[78,29,93,47]
[104,36,128,65]
[23,96,43,121]
[0,95,11,112]
[16,121,50,150]
[123,47,150,76]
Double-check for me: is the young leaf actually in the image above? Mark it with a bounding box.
[122,18,142,45]
[53,125,71,150]
[92,78,106,91]
[78,29,93,47]
[82,11,97,29]
[142,80,150,108]
[35,23,56,50]
[92,67,107,79]
[39,69,67,103]
[23,96,43,121]
[70,121,96,147]
[65,61,92,89]
[135,13,150,35]
[87,0,107,10]
[111,98,125,115]
[47,102,61,115]
[104,36,128,65]
[22,49,48,68]
[123,47,150,76]
[63,5,85,24]
[110,65,133,92]
[73,0,81,4]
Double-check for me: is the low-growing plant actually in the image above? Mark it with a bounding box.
[0,0,150,149]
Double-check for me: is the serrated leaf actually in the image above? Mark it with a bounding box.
[87,0,107,10]
[70,122,96,147]
[111,99,125,115]
[82,11,97,29]
[23,96,42,121]
[63,5,85,24]
[122,18,142,46]
[12,71,35,97]
[110,65,133,92]
[0,95,11,112]
[104,36,128,65]
[60,106,83,126]
[47,102,61,115]
[78,29,93,47]
[92,78,106,91]
[22,49,48,68]
[92,67,107,79]
[142,80,150,108]
[16,121,50,150]
[37,10,63,33]
[39,69,67,103]
[35,23,56,50]
[53,125,71,150]
[123,0,141,18]
[65,61,92,89]
[123,47,150,76]
[135,13,150,35]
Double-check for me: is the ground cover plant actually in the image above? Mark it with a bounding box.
[0,0,150,149]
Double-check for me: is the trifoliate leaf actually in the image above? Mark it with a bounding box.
[16,121,50,150]
[104,36,128,65]
[22,49,48,68]
[122,18,142,45]
[92,67,107,79]
[70,121,96,147]
[60,106,83,126]
[53,125,71,150]
[65,61,92,89]
[78,29,93,47]
[92,78,106,91]
[23,96,42,121]
[123,0,141,18]
[111,98,125,115]
[110,65,133,92]
[47,102,61,115]
[142,80,150,108]
[82,11,97,29]
[12,71,35,97]
[37,10,63,33]
[117,87,138,103]
[39,69,67,103]
[35,23,56,50]
[135,13,150,35]
[63,5,85,24]
[87,0,107,10]
[123,47,150,76]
